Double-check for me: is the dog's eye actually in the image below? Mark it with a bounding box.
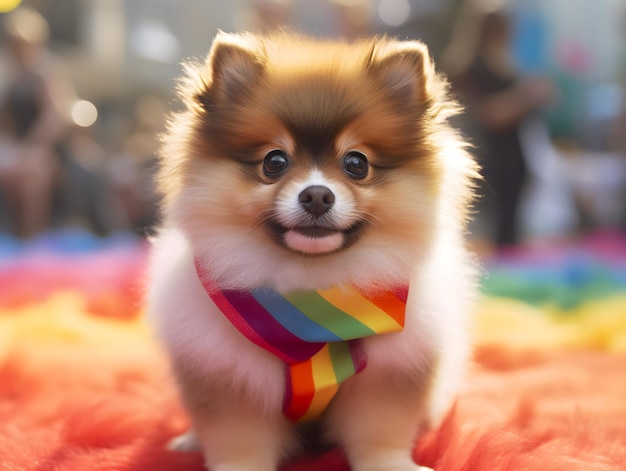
[343,151,368,179]
[263,150,289,177]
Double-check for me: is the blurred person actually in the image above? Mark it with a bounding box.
[0,7,73,238]
[62,126,128,235]
[444,3,553,248]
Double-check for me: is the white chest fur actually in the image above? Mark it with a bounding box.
[148,228,474,420]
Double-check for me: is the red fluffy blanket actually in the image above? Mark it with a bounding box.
[1,232,625,470]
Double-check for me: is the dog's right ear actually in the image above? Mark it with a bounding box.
[190,31,267,110]
[366,39,435,109]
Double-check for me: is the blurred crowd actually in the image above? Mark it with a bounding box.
[0,6,157,238]
[0,0,625,249]
[442,0,626,252]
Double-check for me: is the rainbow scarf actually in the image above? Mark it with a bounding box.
[195,261,407,422]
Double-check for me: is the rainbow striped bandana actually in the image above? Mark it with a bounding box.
[195,262,407,422]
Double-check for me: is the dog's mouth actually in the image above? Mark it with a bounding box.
[266,220,365,255]
[291,226,337,238]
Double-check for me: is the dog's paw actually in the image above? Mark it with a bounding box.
[167,430,201,452]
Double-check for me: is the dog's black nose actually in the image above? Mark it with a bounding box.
[298,185,335,217]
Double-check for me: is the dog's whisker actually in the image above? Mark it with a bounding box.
[352,210,379,228]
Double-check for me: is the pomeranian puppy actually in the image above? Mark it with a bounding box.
[148,31,479,471]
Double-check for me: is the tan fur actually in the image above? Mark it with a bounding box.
[149,31,479,471]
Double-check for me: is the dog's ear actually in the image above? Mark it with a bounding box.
[366,40,435,107]
[192,31,266,110]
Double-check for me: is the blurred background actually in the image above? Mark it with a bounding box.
[0,0,625,250]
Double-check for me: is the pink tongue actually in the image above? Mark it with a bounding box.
[284,230,343,254]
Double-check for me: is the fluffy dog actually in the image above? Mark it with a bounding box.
[148,31,479,471]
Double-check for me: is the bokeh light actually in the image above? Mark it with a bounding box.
[71,100,98,128]
[0,0,21,13]
[378,0,411,27]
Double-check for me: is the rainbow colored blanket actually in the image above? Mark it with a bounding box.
[1,230,625,470]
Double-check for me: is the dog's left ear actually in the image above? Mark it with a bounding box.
[367,40,435,107]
